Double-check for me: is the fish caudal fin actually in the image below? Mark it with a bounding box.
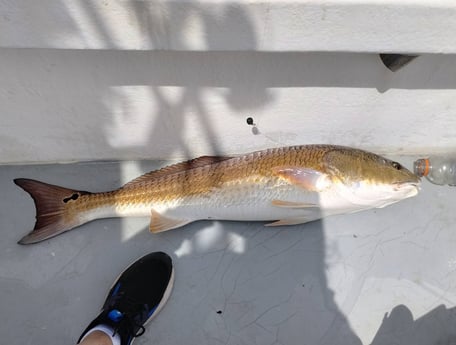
[14,178,90,245]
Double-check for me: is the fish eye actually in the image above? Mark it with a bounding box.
[391,162,402,170]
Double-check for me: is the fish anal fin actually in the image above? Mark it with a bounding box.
[272,166,330,192]
[265,217,312,227]
[123,156,233,189]
[149,209,191,233]
[271,199,317,208]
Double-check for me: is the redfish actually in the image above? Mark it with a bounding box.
[15,145,420,244]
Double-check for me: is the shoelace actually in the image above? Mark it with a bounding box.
[107,292,149,339]
[112,312,146,339]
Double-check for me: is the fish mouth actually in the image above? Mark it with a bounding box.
[393,180,421,194]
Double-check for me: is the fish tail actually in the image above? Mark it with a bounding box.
[14,178,91,245]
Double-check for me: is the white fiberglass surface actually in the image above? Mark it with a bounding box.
[1,157,455,345]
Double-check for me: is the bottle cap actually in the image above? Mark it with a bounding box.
[414,158,430,177]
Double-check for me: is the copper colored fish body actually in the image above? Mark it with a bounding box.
[15,145,420,244]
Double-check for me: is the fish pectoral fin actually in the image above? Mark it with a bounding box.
[265,217,312,227]
[271,199,317,208]
[149,210,191,233]
[271,166,330,192]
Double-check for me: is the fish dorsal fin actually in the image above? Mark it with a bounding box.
[122,155,233,189]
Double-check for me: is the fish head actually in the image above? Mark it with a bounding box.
[325,148,421,207]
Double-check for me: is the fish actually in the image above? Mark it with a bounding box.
[14,145,420,245]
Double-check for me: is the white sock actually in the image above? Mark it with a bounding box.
[80,324,121,345]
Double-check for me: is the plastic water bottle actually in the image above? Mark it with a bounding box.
[414,156,456,186]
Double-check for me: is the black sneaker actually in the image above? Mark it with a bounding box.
[78,252,174,345]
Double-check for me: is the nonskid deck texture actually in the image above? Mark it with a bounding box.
[2,157,456,345]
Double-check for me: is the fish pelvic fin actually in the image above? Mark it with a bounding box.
[149,209,191,233]
[14,178,91,245]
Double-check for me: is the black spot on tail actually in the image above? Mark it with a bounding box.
[63,193,79,203]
